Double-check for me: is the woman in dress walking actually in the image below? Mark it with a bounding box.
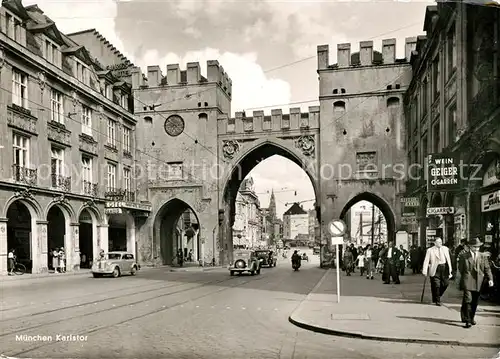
[365,244,375,279]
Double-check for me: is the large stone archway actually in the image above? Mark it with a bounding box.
[153,198,201,266]
[338,192,396,244]
[45,202,74,272]
[219,139,320,265]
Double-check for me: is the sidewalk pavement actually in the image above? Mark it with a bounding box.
[289,269,500,347]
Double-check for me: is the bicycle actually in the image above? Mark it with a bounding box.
[12,261,26,275]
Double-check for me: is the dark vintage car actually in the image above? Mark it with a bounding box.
[228,250,261,276]
[254,250,277,267]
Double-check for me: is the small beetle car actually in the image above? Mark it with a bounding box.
[91,251,139,278]
[229,250,261,276]
[254,250,277,267]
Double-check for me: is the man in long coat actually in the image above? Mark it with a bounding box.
[458,237,494,328]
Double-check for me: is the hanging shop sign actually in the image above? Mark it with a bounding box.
[401,197,420,207]
[427,152,462,192]
[482,159,500,187]
[426,207,455,216]
[481,190,500,212]
[401,216,417,225]
[426,229,436,236]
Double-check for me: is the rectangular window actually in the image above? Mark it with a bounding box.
[106,163,117,190]
[82,156,92,183]
[432,56,440,100]
[123,167,131,191]
[105,84,111,99]
[50,147,64,187]
[107,118,116,147]
[433,121,440,153]
[120,94,128,108]
[5,14,12,37]
[422,78,428,116]
[447,25,457,77]
[45,40,58,65]
[448,104,457,145]
[13,18,21,42]
[82,105,92,135]
[12,69,28,109]
[50,89,64,124]
[422,135,428,161]
[167,162,183,180]
[12,133,29,167]
[123,127,131,152]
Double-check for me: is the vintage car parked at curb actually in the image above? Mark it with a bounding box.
[91,252,139,278]
[255,250,277,267]
[228,250,261,276]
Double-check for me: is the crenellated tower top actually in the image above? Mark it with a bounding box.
[317,37,418,70]
[137,60,232,99]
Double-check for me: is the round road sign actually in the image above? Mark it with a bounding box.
[328,219,346,237]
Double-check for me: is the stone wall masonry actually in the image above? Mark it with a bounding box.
[142,60,232,98]
[217,106,320,134]
[317,37,418,69]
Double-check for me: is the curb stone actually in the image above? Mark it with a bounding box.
[288,269,500,348]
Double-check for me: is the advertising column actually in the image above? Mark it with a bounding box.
[426,152,462,246]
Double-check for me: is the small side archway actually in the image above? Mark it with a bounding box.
[45,202,74,271]
[153,198,201,266]
[339,192,396,244]
[76,204,103,268]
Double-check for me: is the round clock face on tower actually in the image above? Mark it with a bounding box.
[164,115,185,137]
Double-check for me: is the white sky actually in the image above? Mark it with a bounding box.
[24,0,433,218]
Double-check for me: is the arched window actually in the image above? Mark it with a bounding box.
[387,97,400,107]
[333,101,346,112]
[144,116,153,123]
[198,113,208,120]
[333,89,338,94]
[341,88,346,94]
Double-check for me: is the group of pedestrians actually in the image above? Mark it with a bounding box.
[50,248,66,273]
[422,236,495,328]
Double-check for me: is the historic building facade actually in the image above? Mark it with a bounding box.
[402,3,499,255]
[283,203,308,242]
[232,178,262,249]
[0,1,150,275]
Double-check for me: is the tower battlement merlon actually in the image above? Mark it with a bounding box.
[222,106,320,134]
[147,65,163,87]
[317,37,419,70]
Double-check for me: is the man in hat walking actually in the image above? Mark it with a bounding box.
[458,237,494,328]
[422,237,453,306]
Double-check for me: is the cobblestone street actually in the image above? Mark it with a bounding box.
[0,261,498,359]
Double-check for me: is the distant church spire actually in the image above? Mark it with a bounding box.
[269,189,276,220]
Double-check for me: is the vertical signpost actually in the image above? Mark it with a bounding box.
[328,219,347,303]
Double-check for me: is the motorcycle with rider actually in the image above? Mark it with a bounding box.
[291,250,301,271]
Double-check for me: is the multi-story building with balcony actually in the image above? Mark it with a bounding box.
[403,3,499,254]
[232,178,262,249]
[0,0,150,275]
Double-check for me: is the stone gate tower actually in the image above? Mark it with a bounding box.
[133,61,232,265]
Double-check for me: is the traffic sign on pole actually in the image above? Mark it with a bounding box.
[328,219,346,304]
[328,219,346,237]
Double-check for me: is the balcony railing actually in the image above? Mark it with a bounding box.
[104,188,135,202]
[82,181,98,197]
[51,174,71,191]
[12,164,37,185]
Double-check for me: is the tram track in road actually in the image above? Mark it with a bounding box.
[5,274,266,357]
[0,278,195,319]
[0,277,186,314]
[0,274,265,340]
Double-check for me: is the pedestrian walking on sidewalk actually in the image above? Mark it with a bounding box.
[410,245,420,274]
[356,250,366,276]
[422,238,453,306]
[382,241,401,284]
[398,245,408,276]
[364,244,375,279]
[458,237,494,328]
[343,247,354,276]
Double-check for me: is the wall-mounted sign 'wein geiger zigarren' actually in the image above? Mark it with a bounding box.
[427,152,462,192]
